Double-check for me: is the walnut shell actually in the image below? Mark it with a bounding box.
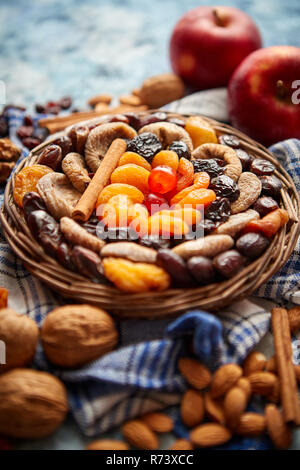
[0,308,39,373]
[41,305,118,368]
[0,368,68,439]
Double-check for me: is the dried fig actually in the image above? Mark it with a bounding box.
[101,242,157,263]
[172,234,234,260]
[62,152,91,192]
[231,172,262,214]
[85,122,137,172]
[41,305,118,368]
[37,172,81,219]
[214,209,260,237]
[138,122,193,153]
[60,217,105,252]
[0,369,68,439]
[0,309,39,373]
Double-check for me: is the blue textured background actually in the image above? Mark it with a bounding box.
[1,0,300,451]
[1,0,300,108]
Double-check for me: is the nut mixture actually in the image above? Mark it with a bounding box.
[12,110,290,292]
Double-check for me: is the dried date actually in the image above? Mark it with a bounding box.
[27,210,64,257]
[71,245,105,281]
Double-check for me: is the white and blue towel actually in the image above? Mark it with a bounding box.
[0,100,299,449]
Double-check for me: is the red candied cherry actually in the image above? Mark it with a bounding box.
[144,192,169,215]
[148,165,177,195]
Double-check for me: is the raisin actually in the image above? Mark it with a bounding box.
[252,196,279,217]
[38,144,62,171]
[52,135,72,157]
[209,175,239,202]
[169,141,191,160]
[105,226,138,242]
[138,112,167,129]
[187,256,216,285]
[71,245,105,281]
[213,249,245,279]
[27,210,63,257]
[157,249,194,287]
[23,115,34,126]
[235,149,252,170]
[22,191,46,218]
[126,133,162,162]
[218,134,241,148]
[260,175,282,199]
[139,235,170,250]
[205,197,231,222]
[236,233,270,259]
[35,104,46,113]
[195,219,218,236]
[192,159,224,178]
[250,159,275,176]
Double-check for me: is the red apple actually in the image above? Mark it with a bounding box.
[170,6,262,90]
[228,46,300,146]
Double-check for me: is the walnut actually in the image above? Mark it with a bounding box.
[0,138,21,162]
[41,304,118,368]
[0,308,39,374]
[0,368,68,439]
[0,162,15,183]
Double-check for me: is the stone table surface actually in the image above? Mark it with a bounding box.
[1,0,299,450]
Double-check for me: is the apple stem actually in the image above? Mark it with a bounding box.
[276,80,287,99]
[213,8,224,27]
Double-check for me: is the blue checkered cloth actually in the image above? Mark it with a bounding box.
[0,102,299,449]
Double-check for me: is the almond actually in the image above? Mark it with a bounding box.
[266,378,280,403]
[94,102,110,113]
[178,358,211,390]
[265,404,292,449]
[224,387,248,430]
[122,419,158,450]
[181,389,204,428]
[287,306,300,332]
[169,439,194,450]
[139,73,185,108]
[88,93,112,107]
[204,391,226,425]
[140,412,173,433]
[190,423,232,447]
[248,371,278,396]
[236,412,266,436]
[243,351,267,376]
[236,377,252,400]
[210,364,243,398]
[87,439,129,450]
[119,95,143,107]
[265,355,277,373]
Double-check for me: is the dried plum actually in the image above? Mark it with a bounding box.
[236,233,270,259]
[105,226,138,242]
[126,133,162,162]
[209,175,239,202]
[205,197,231,222]
[169,141,191,160]
[235,149,252,170]
[192,159,224,178]
[218,134,240,148]
[250,159,275,176]
[195,219,218,236]
[253,196,279,217]
[187,256,216,285]
[157,249,194,287]
[213,249,245,279]
[260,175,282,198]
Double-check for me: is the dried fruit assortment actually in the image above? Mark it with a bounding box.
[13,112,289,292]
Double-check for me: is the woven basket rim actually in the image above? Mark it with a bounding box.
[1,111,299,318]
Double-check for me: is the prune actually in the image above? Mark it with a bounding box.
[195,219,218,236]
[157,249,194,287]
[27,210,63,257]
[166,117,186,128]
[71,245,105,281]
[138,112,167,129]
[209,175,239,202]
[253,196,279,217]
[32,127,49,143]
[59,96,72,110]
[213,249,245,279]
[37,144,62,171]
[192,159,224,178]
[105,226,138,242]
[235,149,252,170]
[126,133,162,162]
[22,137,41,150]
[205,197,231,222]
[17,126,33,140]
[218,134,240,148]
[22,192,46,218]
[187,256,216,285]
[260,175,282,198]
[236,233,270,259]
[52,135,72,157]
[169,141,191,160]
[56,242,74,269]
[139,235,170,250]
[0,117,8,137]
[250,159,275,176]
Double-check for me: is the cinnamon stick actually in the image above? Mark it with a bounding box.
[72,138,126,222]
[271,307,300,425]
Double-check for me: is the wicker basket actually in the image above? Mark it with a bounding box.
[1,112,299,318]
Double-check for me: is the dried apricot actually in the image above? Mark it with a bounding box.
[244,208,289,238]
[103,257,171,292]
[147,214,189,237]
[118,152,152,171]
[155,208,201,226]
[0,288,8,308]
[152,151,179,171]
[100,195,132,227]
[97,184,144,206]
[111,164,150,193]
[170,184,196,206]
[185,116,218,148]
[176,158,194,192]
[194,172,210,189]
[13,164,53,207]
[178,188,216,209]
[128,203,149,222]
